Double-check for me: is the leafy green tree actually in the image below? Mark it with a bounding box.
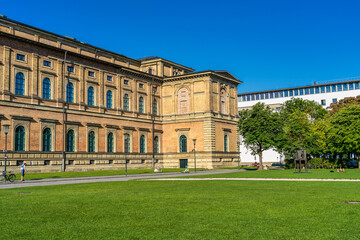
[327,105,360,168]
[329,95,360,115]
[278,98,328,157]
[238,102,283,169]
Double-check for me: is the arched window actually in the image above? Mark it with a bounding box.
[42,78,51,99]
[154,136,159,153]
[42,128,52,152]
[15,72,25,95]
[88,87,94,106]
[123,94,129,111]
[107,132,114,153]
[152,99,158,115]
[139,97,144,113]
[88,131,95,152]
[179,135,187,153]
[106,90,112,108]
[140,135,145,153]
[220,88,226,114]
[178,87,189,114]
[66,130,75,152]
[15,126,25,151]
[66,82,74,103]
[224,135,228,152]
[124,133,130,153]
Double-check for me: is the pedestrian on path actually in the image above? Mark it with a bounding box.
[21,163,26,181]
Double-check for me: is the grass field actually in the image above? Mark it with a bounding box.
[13,168,200,181]
[183,169,360,179]
[1,180,360,239]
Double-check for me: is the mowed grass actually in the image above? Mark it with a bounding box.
[1,180,360,239]
[184,169,360,179]
[14,168,200,180]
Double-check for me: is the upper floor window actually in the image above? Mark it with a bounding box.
[294,89,299,96]
[43,60,51,67]
[337,84,342,91]
[140,135,145,153]
[179,135,187,153]
[88,131,95,152]
[256,94,260,100]
[355,82,360,90]
[178,88,190,114]
[139,96,144,113]
[349,83,354,90]
[332,85,337,92]
[343,83,348,91]
[321,99,326,106]
[66,82,74,103]
[88,71,94,77]
[332,98,337,103]
[88,87,94,106]
[107,132,114,153]
[299,89,304,95]
[326,85,331,93]
[284,91,288,97]
[269,92,274,99]
[16,54,25,61]
[289,90,293,97]
[321,86,325,93]
[315,87,320,94]
[107,75,112,81]
[42,78,51,99]
[148,68,153,74]
[124,80,129,85]
[304,88,309,95]
[153,99,158,115]
[123,94,129,111]
[106,90,112,108]
[15,126,25,151]
[124,133,130,153]
[67,66,74,73]
[139,83,144,89]
[66,130,75,152]
[309,88,314,94]
[15,72,25,95]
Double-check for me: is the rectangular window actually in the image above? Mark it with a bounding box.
[269,92,274,99]
[332,98,337,103]
[124,80,129,85]
[251,94,255,101]
[284,90,288,97]
[265,93,269,99]
[321,99,326,106]
[299,89,304,95]
[139,83,144,89]
[343,83,348,91]
[321,86,325,93]
[274,92,279,98]
[242,95,246,101]
[304,88,309,95]
[67,66,74,72]
[16,54,25,61]
[43,60,51,67]
[310,88,314,94]
[326,85,331,93]
[289,90,293,97]
[315,87,320,94]
[279,91,283,97]
[355,82,360,89]
[247,95,251,101]
[260,93,264,100]
[107,75,112,81]
[88,71,94,77]
[294,89,299,96]
[332,85,337,92]
[349,83,354,90]
[256,94,260,100]
[337,84,342,91]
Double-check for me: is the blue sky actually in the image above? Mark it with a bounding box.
[2,0,360,93]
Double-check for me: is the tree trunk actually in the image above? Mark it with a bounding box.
[259,151,263,170]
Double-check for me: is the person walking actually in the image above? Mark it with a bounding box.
[20,163,26,181]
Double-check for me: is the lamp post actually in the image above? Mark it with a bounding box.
[124,134,128,176]
[193,139,196,173]
[3,124,9,182]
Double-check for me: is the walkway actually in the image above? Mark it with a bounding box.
[149,178,360,182]
[0,169,239,189]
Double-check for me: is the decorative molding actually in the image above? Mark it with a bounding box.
[138,128,150,132]
[10,115,34,121]
[39,118,60,124]
[65,121,82,126]
[105,124,120,129]
[86,123,102,128]
[223,128,232,133]
[123,126,136,131]
[175,128,190,132]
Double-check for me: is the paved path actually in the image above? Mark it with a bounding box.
[149,178,360,182]
[0,169,239,189]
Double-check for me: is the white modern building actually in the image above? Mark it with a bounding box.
[238,77,360,164]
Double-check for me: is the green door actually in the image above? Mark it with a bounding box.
[180,159,188,168]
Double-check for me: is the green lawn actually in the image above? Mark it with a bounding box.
[183,169,360,179]
[16,168,201,180]
[1,180,360,239]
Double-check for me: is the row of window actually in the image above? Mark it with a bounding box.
[239,82,360,102]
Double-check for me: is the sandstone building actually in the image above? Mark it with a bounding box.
[0,16,240,172]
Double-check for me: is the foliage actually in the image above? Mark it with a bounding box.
[239,102,283,169]
[327,105,360,166]
[329,95,360,115]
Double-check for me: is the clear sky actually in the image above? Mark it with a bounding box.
[2,0,360,93]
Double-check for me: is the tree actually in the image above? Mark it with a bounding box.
[278,98,328,157]
[327,105,360,168]
[238,102,283,169]
[329,95,360,115]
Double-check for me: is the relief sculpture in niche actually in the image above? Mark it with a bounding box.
[178,87,189,114]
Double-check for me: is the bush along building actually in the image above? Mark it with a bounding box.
[0,16,241,172]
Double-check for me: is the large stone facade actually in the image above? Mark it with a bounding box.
[0,16,241,172]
